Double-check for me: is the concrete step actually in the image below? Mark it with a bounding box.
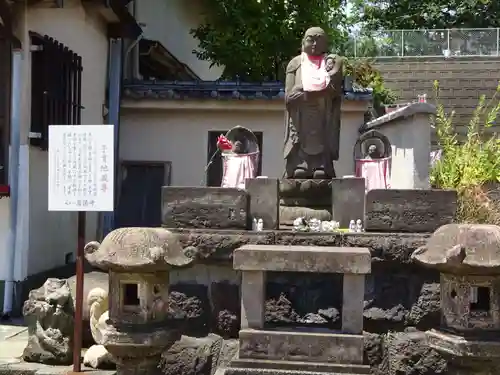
[226,358,371,375]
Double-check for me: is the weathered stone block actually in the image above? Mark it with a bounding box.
[234,245,371,274]
[279,179,332,207]
[238,329,364,364]
[162,187,248,229]
[246,178,279,229]
[332,178,365,228]
[365,189,457,232]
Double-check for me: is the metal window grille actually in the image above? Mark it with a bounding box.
[29,32,83,150]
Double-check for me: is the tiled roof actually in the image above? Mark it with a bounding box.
[123,80,373,101]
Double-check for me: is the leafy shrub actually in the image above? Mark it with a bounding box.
[431,80,500,224]
[343,58,397,116]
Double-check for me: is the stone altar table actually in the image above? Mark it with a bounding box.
[224,244,372,375]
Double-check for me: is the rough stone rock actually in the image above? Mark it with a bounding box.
[274,231,342,247]
[173,229,275,262]
[162,187,248,229]
[217,339,239,369]
[265,293,299,324]
[169,229,429,263]
[83,345,115,369]
[363,274,411,332]
[279,206,332,224]
[365,189,457,233]
[211,282,239,338]
[380,331,448,375]
[318,307,340,322]
[406,282,441,329]
[298,313,328,324]
[159,334,224,375]
[342,233,429,265]
[364,332,384,369]
[170,284,210,336]
[66,271,109,347]
[22,278,74,365]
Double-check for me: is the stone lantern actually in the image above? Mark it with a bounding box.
[84,227,194,375]
[412,224,500,375]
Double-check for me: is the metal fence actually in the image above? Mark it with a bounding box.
[351,28,500,58]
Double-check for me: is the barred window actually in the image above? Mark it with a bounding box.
[29,32,83,150]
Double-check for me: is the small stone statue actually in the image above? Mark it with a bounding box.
[22,278,74,365]
[364,144,383,160]
[356,219,363,232]
[284,26,343,179]
[349,220,356,232]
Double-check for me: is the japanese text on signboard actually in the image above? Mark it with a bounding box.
[48,125,114,212]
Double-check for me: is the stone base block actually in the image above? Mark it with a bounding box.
[162,187,248,229]
[238,329,364,364]
[234,245,371,274]
[226,358,371,375]
[365,189,457,232]
[426,329,500,359]
[331,178,365,229]
[246,178,279,229]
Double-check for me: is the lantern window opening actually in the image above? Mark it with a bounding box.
[469,286,491,314]
[123,282,140,307]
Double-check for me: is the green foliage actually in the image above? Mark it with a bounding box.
[431,80,500,224]
[343,58,398,111]
[351,0,500,31]
[190,0,348,81]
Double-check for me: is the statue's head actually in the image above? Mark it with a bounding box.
[367,144,382,159]
[233,140,245,154]
[302,27,328,56]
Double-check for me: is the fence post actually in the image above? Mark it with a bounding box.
[401,30,404,57]
[446,29,450,53]
[497,28,499,56]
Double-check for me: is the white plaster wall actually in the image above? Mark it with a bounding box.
[380,114,431,189]
[0,198,10,281]
[119,105,367,186]
[135,0,223,80]
[15,1,108,277]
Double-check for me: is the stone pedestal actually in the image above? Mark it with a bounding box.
[227,244,372,375]
[331,178,365,229]
[279,179,333,227]
[246,178,279,229]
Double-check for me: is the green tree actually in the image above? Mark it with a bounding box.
[353,0,500,31]
[190,0,348,81]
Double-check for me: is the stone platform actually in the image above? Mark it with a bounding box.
[166,228,430,266]
[222,244,371,375]
[238,329,364,364]
[224,359,371,375]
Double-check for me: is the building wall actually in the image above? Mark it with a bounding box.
[119,102,368,186]
[374,56,500,132]
[0,0,108,282]
[135,0,223,80]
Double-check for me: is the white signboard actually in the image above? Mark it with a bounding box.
[48,125,114,212]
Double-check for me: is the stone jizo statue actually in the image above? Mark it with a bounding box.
[365,144,383,160]
[284,26,343,179]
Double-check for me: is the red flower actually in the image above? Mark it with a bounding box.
[217,134,233,151]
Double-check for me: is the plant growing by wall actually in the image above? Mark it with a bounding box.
[343,58,398,115]
[431,80,500,224]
